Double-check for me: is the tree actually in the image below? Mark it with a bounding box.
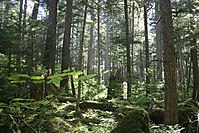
[104,12,110,84]
[27,0,40,74]
[16,0,23,72]
[87,0,95,75]
[76,0,88,114]
[97,0,101,84]
[124,0,132,98]
[131,0,135,74]
[144,0,150,95]
[160,0,178,124]
[43,0,59,73]
[60,0,73,93]
[155,0,163,81]
[191,48,199,101]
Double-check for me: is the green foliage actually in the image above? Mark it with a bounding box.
[112,107,150,133]
[31,76,44,83]
[8,74,30,84]
[77,74,96,81]
[150,124,185,133]
[81,78,107,100]
[48,70,83,87]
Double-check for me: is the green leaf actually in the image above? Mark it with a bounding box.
[0,102,6,107]
[67,71,83,76]
[62,69,71,73]
[33,100,49,106]
[45,94,54,99]
[48,76,62,87]
[77,74,96,81]
[31,76,44,83]
[8,74,30,84]
[12,98,35,102]
[13,98,26,101]
[31,76,44,80]
[11,80,26,84]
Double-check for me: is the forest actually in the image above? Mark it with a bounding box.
[0,0,199,132]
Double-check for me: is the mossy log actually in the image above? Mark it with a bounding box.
[79,101,150,133]
[79,101,118,111]
[112,108,150,133]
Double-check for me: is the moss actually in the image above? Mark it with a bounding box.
[149,108,164,124]
[112,107,150,133]
[42,117,71,133]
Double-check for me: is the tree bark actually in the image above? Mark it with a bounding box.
[160,0,178,124]
[97,0,101,85]
[131,1,135,74]
[43,0,59,74]
[124,0,132,98]
[27,0,40,74]
[87,0,95,75]
[191,48,199,101]
[16,0,23,73]
[60,0,73,93]
[144,0,150,96]
[155,0,163,81]
[105,13,110,84]
[76,1,88,114]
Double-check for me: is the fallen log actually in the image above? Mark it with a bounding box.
[79,101,118,111]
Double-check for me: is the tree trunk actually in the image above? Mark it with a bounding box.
[60,0,73,93]
[186,56,191,94]
[155,0,163,81]
[27,0,40,74]
[76,1,88,114]
[87,0,95,75]
[16,0,23,73]
[97,0,101,85]
[43,0,59,74]
[139,49,144,79]
[144,0,150,96]
[105,13,110,84]
[124,0,132,98]
[160,0,178,124]
[191,48,199,101]
[22,0,27,46]
[131,0,135,74]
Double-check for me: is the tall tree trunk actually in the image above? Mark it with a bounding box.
[155,0,163,81]
[27,0,40,74]
[189,10,199,101]
[16,0,23,73]
[111,8,116,68]
[144,0,150,95]
[131,0,135,74]
[124,0,132,98]
[191,48,199,101]
[105,13,110,84]
[60,0,73,93]
[3,0,11,28]
[4,0,11,76]
[97,0,101,85]
[76,1,88,114]
[139,49,144,79]
[23,0,28,73]
[22,0,27,45]
[43,0,59,74]
[87,0,95,75]
[160,0,178,124]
